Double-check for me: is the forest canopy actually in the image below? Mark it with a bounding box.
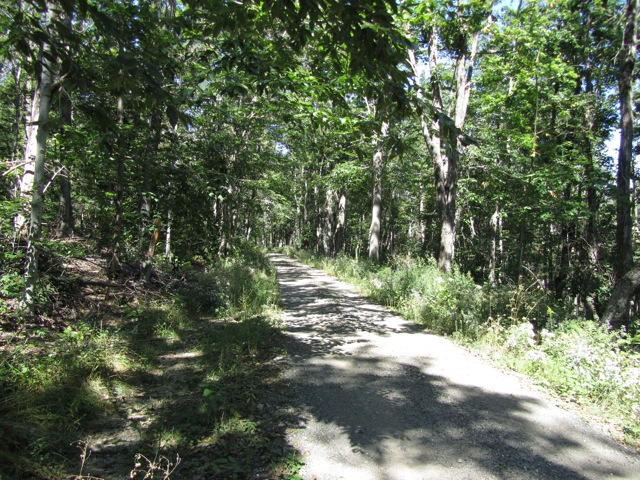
[0,0,638,330]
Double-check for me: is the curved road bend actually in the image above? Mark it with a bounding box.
[268,254,639,480]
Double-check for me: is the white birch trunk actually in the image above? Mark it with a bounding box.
[14,78,40,239]
[23,6,54,313]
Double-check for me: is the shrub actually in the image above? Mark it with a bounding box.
[483,320,640,446]
[213,246,280,318]
[408,268,483,338]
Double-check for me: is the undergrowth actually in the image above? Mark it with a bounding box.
[0,244,302,479]
[284,247,640,449]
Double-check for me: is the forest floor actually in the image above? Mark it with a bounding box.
[269,253,640,480]
[0,246,300,479]
[66,258,300,480]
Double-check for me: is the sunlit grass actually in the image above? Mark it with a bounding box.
[0,245,297,479]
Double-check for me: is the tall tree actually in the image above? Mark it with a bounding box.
[368,119,389,263]
[408,0,491,272]
[21,2,55,314]
[606,0,638,330]
[614,0,638,281]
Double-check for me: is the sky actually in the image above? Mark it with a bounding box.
[606,130,620,161]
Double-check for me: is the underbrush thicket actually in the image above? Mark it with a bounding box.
[0,245,300,479]
[284,248,640,448]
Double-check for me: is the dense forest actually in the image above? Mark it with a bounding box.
[2,0,639,328]
[1,0,639,477]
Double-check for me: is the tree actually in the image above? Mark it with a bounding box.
[368,116,389,263]
[20,2,55,314]
[407,0,492,273]
[606,0,638,330]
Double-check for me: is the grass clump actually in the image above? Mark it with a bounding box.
[0,323,124,479]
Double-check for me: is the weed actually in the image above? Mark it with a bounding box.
[0,245,298,478]
[129,452,181,479]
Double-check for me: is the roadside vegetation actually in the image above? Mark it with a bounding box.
[2,0,639,474]
[284,248,640,450]
[0,242,302,479]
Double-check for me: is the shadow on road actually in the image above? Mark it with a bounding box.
[270,254,637,480]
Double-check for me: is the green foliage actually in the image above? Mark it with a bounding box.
[0,247,296,478]
[290,250,486,337]
[0,0,635,468]
[212,246,280,319]
[0,198,24,313]
[407,269,484,338]
[483,320,640,446]
[182,272,225,315]
[0,322,125,478]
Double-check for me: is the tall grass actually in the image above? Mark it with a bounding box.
[285,248,640,448]
[0,245,296,479]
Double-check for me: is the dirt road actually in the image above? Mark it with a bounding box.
[269,254,639,480]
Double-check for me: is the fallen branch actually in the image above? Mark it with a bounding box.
[60,277,127,288]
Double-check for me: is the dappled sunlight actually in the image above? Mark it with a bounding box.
[270,254,639,480]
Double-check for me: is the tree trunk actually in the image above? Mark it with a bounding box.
[615,0,637,281]
[322,186,334,256]
[165,209,172,262]
[609,0,638,330]
[369,121,388,263]
[438,23,480,273]
[109,95,126,273]
[139,109,162,252]
[603,264,640,330]
[14,77,39,240]
[218,184,233,256]
[409,35,445,265]
[334,192,346,255]
[518,216,527,283]
[314,183,322,253]
[386,190,397,255]
[9,62,25,246]
[436,163,457,273]
[555,185,572,299]
[489,203,499,284]
[9,62,23,168]
[408,16,482,273]
[23,6,54,314]
[58,87,74,237]
[58,172,74,237]
[419,181,428,253]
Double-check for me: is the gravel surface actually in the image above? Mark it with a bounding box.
[269,254,640,480]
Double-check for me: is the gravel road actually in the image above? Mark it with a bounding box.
[269,254,640,480]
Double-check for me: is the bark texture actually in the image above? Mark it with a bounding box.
[615,0,637,281]
[603,264,640,331]
[368,121,389,263]
[607,0,638,330]
[408,17,481,273]
[23,6,54,313]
